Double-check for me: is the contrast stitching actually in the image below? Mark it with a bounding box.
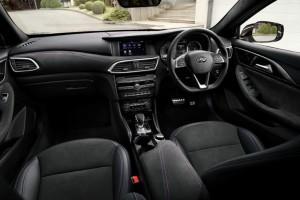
[37,158,41,200]
[158,145,170,200]
[41,165,112,178]
[20,160,33,195]
[117,147,124,200]
[248,133,261,151]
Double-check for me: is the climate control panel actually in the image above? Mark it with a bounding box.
[116,74,156,112]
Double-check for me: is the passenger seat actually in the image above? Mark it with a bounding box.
[15,139,141,200]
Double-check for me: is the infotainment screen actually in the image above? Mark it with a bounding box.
[120,40,145,56]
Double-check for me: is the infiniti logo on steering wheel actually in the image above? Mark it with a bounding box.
[196,57,207,63]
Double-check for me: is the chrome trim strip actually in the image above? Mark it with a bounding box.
[235,47,296,84]
[255,63,273,73]
[0,59,6,84]
[9,57,40,73]
[108,56,159,74]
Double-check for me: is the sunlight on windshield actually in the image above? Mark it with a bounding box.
[1,0,237,35]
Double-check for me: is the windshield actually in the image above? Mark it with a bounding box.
[1,0,238,35]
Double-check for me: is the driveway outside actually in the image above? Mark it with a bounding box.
[8,9,196,34]
[8,0,300,53]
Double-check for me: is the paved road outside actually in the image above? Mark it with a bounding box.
[9,10,149,34]
[8,0,300,53]
[8,9,196,35]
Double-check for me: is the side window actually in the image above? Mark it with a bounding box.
[241,0,300,53]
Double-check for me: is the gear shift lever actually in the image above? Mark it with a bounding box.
[134,113,152,136]
[135,113,145,128]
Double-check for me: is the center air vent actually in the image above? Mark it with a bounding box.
[109,57,159,74]
[10,57,39,72]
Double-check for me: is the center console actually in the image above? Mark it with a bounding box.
[110,54,208,200]
[116,72,164,148]
[109,55,164,151]
[109,38,208,200]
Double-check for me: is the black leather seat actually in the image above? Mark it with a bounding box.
[170,121,264,176]
[15,139,132,200]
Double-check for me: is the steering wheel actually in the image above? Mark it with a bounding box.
[167,28,229,92]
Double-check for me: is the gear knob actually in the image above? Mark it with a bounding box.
[135,113,145,128]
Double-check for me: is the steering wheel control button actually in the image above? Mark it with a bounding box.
[214,54,225,64]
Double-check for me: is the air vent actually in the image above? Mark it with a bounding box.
[109,57,159,74]
[19,41,35,48]
[138,59,158,70]
[0,60,5,82]
[111,61,135,73]
[10,57,39,72]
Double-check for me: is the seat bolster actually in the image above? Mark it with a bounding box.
[237,127,264,154]
[113,145,131,200]
[15,157,40,200]
[121,193,146,200]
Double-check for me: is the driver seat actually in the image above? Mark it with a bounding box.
[170,121,264,176]
[170,121,300,199]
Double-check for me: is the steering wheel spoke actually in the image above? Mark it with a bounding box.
[175,53,188,68]
[193,73,210,89]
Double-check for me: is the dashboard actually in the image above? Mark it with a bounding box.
[7,29,230,77]
[4,28,232,104]
[109,32,212,66]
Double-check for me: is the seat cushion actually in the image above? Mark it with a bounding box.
[15,139,131,200]
[171,121,263,176]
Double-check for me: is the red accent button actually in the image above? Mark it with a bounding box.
[131,176,140,184]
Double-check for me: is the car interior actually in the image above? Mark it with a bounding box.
[0,0,300,199]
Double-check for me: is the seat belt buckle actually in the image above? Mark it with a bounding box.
[131,176,140,184]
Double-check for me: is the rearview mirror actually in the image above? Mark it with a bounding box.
[241,21,284,43]
[118,0,161,8]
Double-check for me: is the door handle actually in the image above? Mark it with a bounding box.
[255,63,273,73]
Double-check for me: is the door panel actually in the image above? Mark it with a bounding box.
[0,81,15,143]
[0,51,36,183]
[232,39,300,134]
[233,40,300,85]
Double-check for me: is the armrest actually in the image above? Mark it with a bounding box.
[140,141,208,200]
